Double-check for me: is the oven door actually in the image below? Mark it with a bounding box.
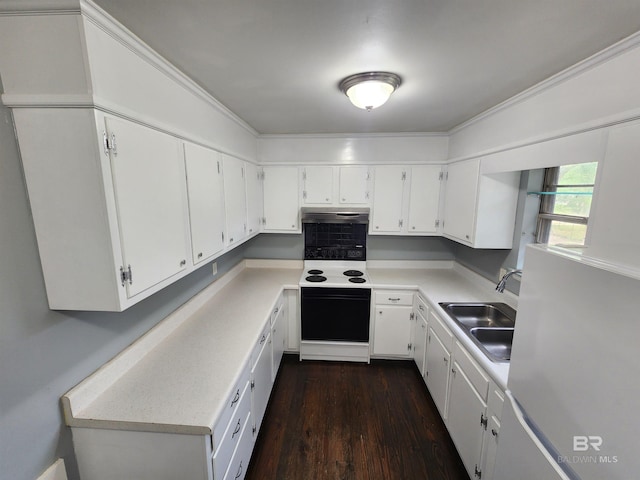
[301,287,371,342]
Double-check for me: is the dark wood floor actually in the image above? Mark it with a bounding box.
[246,354,469,480]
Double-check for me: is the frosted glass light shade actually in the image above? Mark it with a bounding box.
[339,72,401,111]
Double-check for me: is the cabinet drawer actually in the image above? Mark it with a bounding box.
[487,382,505,420]
[375,291,414,306]
[414,294,428,318]
[453,341,489,401]
[428,310,454,351]
[252,321,271,367]
[223,412,253,480]
[212,361,251,451]
[270,294,284,326]
[212,381,251,480]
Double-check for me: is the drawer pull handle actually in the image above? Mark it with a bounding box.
[232,418,241,439]
[230,389,240,407]
[443,357,448,365]
[418,304,425,312]
[492,428,498,437]
[235,461,243,479]
[260,334,266,345]
[388,297,401,301]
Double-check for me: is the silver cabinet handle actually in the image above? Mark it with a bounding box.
[230,389,240,407]
[197,252,203,259]
[235,461,243,479]
[492,429,498,437]
[260,334,266,345]
[444,357,448,364]
[180,259,186,267]
[231,418,241,439]
[418,304,425,312]
[388,297,401,302]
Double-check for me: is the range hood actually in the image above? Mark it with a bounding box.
[301,207,369,224]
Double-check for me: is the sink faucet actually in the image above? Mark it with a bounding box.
[496,269,522,293]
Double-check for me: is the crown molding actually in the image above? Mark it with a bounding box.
[0,0,258,138]
[449,30,640,136]
[0,0,80,15]
[78,0,258,137]
[258,131,447,139]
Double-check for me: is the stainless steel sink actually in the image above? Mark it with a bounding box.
[469,327,514,362]
[438,302,516,363]
[439,302,516,329]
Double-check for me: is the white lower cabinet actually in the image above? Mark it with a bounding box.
[412,296,429,376]
[71,294,291,480]
[271,297,287,381]
[416,301,505,480]
[446,343,489,480]
[372,291,414,357]
[251,322,273,437]
[222,411,252,480]
[212,382,251,480]
[424,310,454,419]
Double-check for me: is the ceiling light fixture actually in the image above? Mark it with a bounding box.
[339,72,402,111]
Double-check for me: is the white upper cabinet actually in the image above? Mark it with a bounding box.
[407,165,442,234]
[222,155,248,247]
[339,166,371,204]
[184,142,225,265]
[371,165,443,235]
[244,162,264,236]
[104,116,191,299]
[302,166,334,204]
[15,109,195,311]
[442,160,479,244]
[443,159,520,248]
[262,166,300,232]
[371,165,406,234]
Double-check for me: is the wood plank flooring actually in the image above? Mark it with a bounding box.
[246,354,469,480]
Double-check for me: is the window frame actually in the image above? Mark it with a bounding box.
[535,165,594,245]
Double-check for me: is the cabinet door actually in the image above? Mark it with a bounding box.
[251,331,273,436]
[271,302,287,381]
[245,163,263,236]
[373,305,413,357]
[302,166,333,204]
[222,155,247,246]
[339,166,370,204]
[425,327,451,419]
[413,311,428,376]
[408,165,442,234]
[481,415,500,480]
[263,166,300,232]
[184,142,225,265]
[371,166,406,234]
[443,160,479,244]
[105,116,190,298]
[447,360,487,480]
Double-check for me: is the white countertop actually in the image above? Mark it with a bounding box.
[63,259,514,436]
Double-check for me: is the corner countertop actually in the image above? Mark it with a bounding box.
[367,261,514,389]
[63,259,514,436]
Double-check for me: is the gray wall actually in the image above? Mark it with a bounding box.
[0,99,248,480]
[243,233,456,261]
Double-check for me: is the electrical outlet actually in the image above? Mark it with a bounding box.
[212,262,217,276]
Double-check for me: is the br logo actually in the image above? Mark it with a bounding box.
[573,436,603,452]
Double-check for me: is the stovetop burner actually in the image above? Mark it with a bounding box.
[343,269,364,277]
[349,277,366,284]
[305,275,327,283]
[308,269,324,275]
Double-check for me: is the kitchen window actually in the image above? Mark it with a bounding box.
[535,162,598,246]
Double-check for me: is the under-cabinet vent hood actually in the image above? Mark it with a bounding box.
[301,207,369,224]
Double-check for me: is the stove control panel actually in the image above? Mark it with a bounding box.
[304,247,364,260]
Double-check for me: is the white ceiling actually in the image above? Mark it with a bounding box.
[93,0,640,135]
